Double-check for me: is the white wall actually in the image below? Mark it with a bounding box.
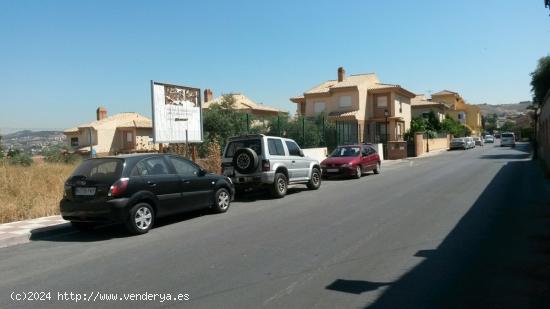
[371,143,385,161]
[302,147,327,163]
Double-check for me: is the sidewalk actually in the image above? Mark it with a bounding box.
[0,216,69,248]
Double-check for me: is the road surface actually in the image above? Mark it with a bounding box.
[1,143,549,308]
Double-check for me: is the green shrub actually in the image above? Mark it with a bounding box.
[42,146,80,164]
[7,150,33,166]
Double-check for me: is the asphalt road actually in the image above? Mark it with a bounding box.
[1,142,549,308]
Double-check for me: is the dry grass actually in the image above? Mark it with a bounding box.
[0,160,77,223]
[196,140,222,174]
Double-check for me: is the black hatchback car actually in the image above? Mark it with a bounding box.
[60,154,234,234]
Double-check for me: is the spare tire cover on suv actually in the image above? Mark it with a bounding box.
[233,148,259,174]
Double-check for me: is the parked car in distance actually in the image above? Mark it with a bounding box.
[60,154,235,234]
[450,137,467,150]
[320,144,381,179]
[484,135,495,143]
[221,134,321,198]
[465,137,476,149]
[473,136,484,146]
[500,132,516,147]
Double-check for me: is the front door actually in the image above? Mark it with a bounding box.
[285,140,308,180]
[122,130,134,150]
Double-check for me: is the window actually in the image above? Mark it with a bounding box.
[361,146,369,156]
[339,96,352,108]
[133,157,169,176]
[169,156,199,177]
[225,139,262,157]
[314,102,326,113]
[376,96,387,108]
[70,137,78,147]
[331,146,360,157]
[285,141,301,156]
[267,138,286,156]
[71,159,122,183]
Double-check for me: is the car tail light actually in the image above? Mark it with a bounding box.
[108,178,129,197]
[262,159,270,171]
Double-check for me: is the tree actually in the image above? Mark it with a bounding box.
[404,117,428,140]
[425,110,441,132]
[440,116,471,137]
[6,148,33,166]
[202,94,244,146]
[500,121,516,132]
[531,55,550,105]
[42,145,80,164]
[0,134,4,159]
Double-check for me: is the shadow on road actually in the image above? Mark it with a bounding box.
[326,279,390,295]
[363,157,550,308]
[480,153,531,160]
[234,187,309,203]
[29,208,212,242]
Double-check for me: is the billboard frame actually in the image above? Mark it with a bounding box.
[150,80,203,144]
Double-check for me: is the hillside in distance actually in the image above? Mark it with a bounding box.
[476,101,531,117]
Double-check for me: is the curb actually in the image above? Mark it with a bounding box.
[0,216,70,249]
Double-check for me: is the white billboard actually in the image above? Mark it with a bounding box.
[151,81,203,143]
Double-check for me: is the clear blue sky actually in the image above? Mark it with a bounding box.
[0,0,549,132]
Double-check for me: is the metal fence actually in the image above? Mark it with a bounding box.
[230,114,359,150]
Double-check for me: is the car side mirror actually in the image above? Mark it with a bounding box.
[299,149,304,157]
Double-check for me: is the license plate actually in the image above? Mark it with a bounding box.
[224,167,234,176]
[75,187,96,196]
[327,168,339,173]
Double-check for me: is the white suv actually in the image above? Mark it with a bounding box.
[221,134,321,198]
[500,132,516,147]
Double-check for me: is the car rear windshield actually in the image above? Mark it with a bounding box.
[225,139,262,157]
[452,138,464,142]
[330,146,361,157]
[70,158,123,184]
[502,133,514,138]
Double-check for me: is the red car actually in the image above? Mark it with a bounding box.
[321,144,381,179]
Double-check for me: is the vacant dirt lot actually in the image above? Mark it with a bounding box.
[0,161,76,223]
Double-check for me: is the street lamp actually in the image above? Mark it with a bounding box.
[384,109,389,159]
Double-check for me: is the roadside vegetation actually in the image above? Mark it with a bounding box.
[201,94,336,155]
[0,139,81,223]
[0,160,77,223]
[405,111,471,140]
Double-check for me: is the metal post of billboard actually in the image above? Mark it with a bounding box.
[185,129,189,158]
[302,117,305,146]
[88,128,94,158]
[322,115,325,146]
[277,116,281,137]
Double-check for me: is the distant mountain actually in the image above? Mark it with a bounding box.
[3,130,63,139]
[476,101,531,117]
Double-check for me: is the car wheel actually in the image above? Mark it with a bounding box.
[374,162,381,174]
[212,188,231,213]
[270,173,288,198]
[70,221,96,231]
[125,202,154,235]
[307,167,321,190]
[354,165,361,179]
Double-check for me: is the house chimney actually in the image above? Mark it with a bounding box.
[96,107,107,121]
[338,67,345,82]
[204,89,213,103]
